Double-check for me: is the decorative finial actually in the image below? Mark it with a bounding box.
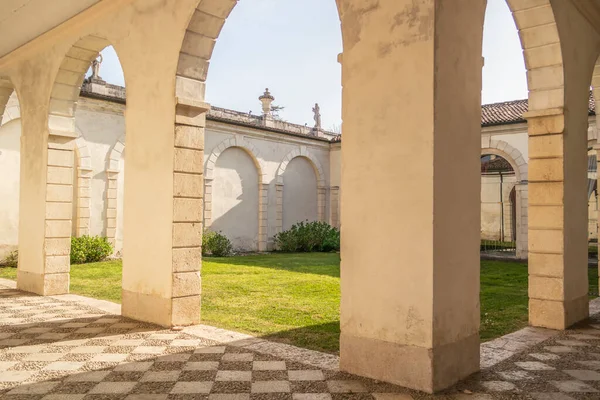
[259,88,275,117]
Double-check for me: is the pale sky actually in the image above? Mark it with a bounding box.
[94,0,527,131]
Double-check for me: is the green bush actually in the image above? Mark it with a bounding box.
[70,236,113,264]
[274,221,340,253]
[202,230,233,257]
[0,250,18,268]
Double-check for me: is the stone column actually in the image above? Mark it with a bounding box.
[105,169,119,247]
[258,183,268,251]
[527,109,588,330]
[515,182,528,260]
[121,89,208,327]
[18,133,75,295]
[203,178,213,229]
[330,186,340,228]
[339,1,485,392]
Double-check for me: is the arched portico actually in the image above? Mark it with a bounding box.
[15,34,116,296]
[0,0,598,394]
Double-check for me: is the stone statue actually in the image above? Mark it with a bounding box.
[90,54,103,81]
[312,103,322,130]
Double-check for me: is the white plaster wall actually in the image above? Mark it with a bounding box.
[211,147,259,251]
[0,119,21,258]
[490,131,529,163]
[203,124,331,245]
[282,157,318,230]
[75,107,125,238]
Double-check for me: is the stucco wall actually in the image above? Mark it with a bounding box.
[211,147,260,251]
[282,157,319,231]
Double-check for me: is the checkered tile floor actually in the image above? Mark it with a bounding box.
[3,283,600,399]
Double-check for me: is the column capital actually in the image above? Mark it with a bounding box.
[175,97,210,127]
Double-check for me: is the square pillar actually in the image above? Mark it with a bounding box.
[258,183,268,252]
[317,186,327,222]
[330,186,340,228]
[76,167,93,237]
[18,133,74,295]
[527,109,589,330]
[203,178,213,229]
[515,182,528,260]
[339,0,484,393]
[105,169,119,247]
[121,91,208,327]
[275,183,284,234]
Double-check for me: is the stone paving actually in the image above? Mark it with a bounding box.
[3,282,600,399]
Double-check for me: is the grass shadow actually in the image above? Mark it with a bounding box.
[205,252,340,278]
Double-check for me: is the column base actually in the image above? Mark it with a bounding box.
[122,289,200,327]
[16,271,69,296]
[340,332,479,393]
[529,295,589,330]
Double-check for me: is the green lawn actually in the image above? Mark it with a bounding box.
[0,255,598,353]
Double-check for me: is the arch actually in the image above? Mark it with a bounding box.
[205,136,266,182]
[508,1,565,110]
[48,35,112,136]
[482,139,529,260]
[482,139,528,183]
[276,146,326,187]
[105,134,126,248]
[0,90,20,127]
[0,78,14,127]
[204,136,268,251]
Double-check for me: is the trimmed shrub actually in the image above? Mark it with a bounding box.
[0,250,18,268]
[274,221,340,253]
[70,236,113,264]
[202,230,233,257]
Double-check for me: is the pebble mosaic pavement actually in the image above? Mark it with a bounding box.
[2,282,600,399]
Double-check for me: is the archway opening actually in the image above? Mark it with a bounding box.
[0,79,21,264]
[480,153,517,254]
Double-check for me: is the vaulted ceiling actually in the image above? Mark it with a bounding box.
[0,0,99,58]
[0,0,599,61]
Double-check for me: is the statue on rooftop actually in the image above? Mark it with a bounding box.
[312,103,322,130]
[90,54,103,81]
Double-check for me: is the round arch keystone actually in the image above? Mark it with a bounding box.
[483,139,528,183]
